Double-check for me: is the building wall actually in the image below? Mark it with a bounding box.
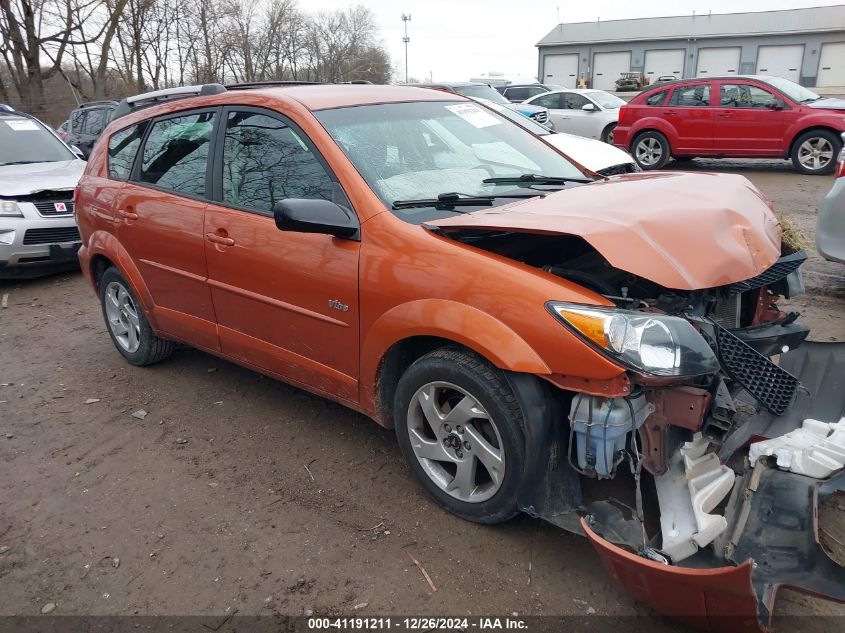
[538,32,845,87]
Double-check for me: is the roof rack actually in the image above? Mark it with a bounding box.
[226,80,323,90]
[112,83,226,120]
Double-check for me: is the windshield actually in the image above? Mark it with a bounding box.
[316,101,586,223]
[586,91,626,109]
[451,84,512,105]
[763,76,820,103]
[0,117,74,165]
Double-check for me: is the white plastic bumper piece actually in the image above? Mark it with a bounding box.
[748,417,845,479]
[656,433,735,563]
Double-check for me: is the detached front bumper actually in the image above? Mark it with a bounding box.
[587,342,845,631]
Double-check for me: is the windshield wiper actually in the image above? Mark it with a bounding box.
[482,174,593,185]
[392,191,541,210]
[1,160,43,166]
[800,96,822,103]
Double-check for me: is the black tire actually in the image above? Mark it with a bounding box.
[98,267,174,366]
[631,130,671,170]
[601,123,617,144]
[790,129,842,175]
[393,347,525,524]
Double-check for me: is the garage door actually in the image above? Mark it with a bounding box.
[696,47,741,77]
[757,45,803,83]
[817,42,845,87]
[542,54,579,87]
[592,51,632,90]
[644,49,685,81]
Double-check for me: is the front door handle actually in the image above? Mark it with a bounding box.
[117,209,138,220]
[205,233,235,247]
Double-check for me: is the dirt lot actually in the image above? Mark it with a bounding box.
[1,162,843,628]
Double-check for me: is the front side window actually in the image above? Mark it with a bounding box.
[720,84,777,108]
[562,93,589,109]
[316,101,587,223]
[668,84,711,107]
[222,111,334,213]
[137,111,215,198]
[108,123,146,180]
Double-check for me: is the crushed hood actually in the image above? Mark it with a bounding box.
[0,159,85,197]
[428,172,782,290]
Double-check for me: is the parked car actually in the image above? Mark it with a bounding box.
[470,97,637,175]
[56,120,70,141]
[494,83,556,103]
[415,82,552,128]
[615,72,648,91]
[524,89,625,143]
[76,82,844,629]
[67,100,118,158]
[817,132,845,264]
[0,107,86,278]
[614,75,845,175]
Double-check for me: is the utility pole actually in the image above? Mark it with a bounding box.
[402,14,412,83]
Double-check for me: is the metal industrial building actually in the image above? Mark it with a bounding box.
[536,6,845,90]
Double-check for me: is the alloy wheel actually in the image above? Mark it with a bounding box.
[635,137,662,166]
[797,137,834,172]
[104,281,141,353]
[406,381,505,503]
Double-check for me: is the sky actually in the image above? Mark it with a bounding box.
[305,0,845,82]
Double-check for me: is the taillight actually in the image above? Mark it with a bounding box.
[837,147,845,178]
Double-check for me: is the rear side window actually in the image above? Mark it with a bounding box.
[108,123,146,180]
[83,109,107,135]
[645,90,668,106]
[137,111,216,198]
[668,84,711,107]
[221,111,334,213]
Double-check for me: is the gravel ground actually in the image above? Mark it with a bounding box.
[0,162,843,629]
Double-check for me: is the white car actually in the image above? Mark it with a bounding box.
[523,89,625,144]
[0,108,86,278]
[472,98,637,176]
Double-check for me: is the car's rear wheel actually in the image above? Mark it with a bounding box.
[632,131,671,170]
[99,267,174,366]
[393,347,525,524]
[601,123,617,144]
[791,129,842,175]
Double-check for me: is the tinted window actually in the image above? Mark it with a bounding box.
[70,110,85,134]
[83,109,107,135]
[531,93,560,109]
[222,111,333,213]
[108,123,146,180]
[645,90,668,106]
[720,84,777,108]
[505,87,529,101]
[137,111,215,198]
[526,86,548,98]
[668,84,711,107]
[562,93,589,109]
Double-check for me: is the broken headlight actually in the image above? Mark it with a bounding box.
[547,302,720,377]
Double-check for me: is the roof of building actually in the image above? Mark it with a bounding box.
[537,5,845,46]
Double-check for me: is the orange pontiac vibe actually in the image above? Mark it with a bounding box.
[75,83,845,630]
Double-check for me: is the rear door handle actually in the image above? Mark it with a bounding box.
[205,233,235,247]
[117,209,138,220]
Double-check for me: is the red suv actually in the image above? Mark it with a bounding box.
[614,75,845,175]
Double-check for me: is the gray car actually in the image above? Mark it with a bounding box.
[0,109,86,278]
[817,132,845,264]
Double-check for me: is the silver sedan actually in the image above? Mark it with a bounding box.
[817,132,845,264]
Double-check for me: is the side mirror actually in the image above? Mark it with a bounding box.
[767,98,785,110]
[273,199,358,239]
[71,145,85,159]
[582,103,597,112]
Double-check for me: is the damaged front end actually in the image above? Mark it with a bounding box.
[428,173,844,628]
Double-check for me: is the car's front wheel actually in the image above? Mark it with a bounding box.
[791,129,842,175]
[99,267,174,366]
[394,347,525,524]
[632,131,671,169]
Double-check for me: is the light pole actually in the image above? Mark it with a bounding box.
[402,14,411,83]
